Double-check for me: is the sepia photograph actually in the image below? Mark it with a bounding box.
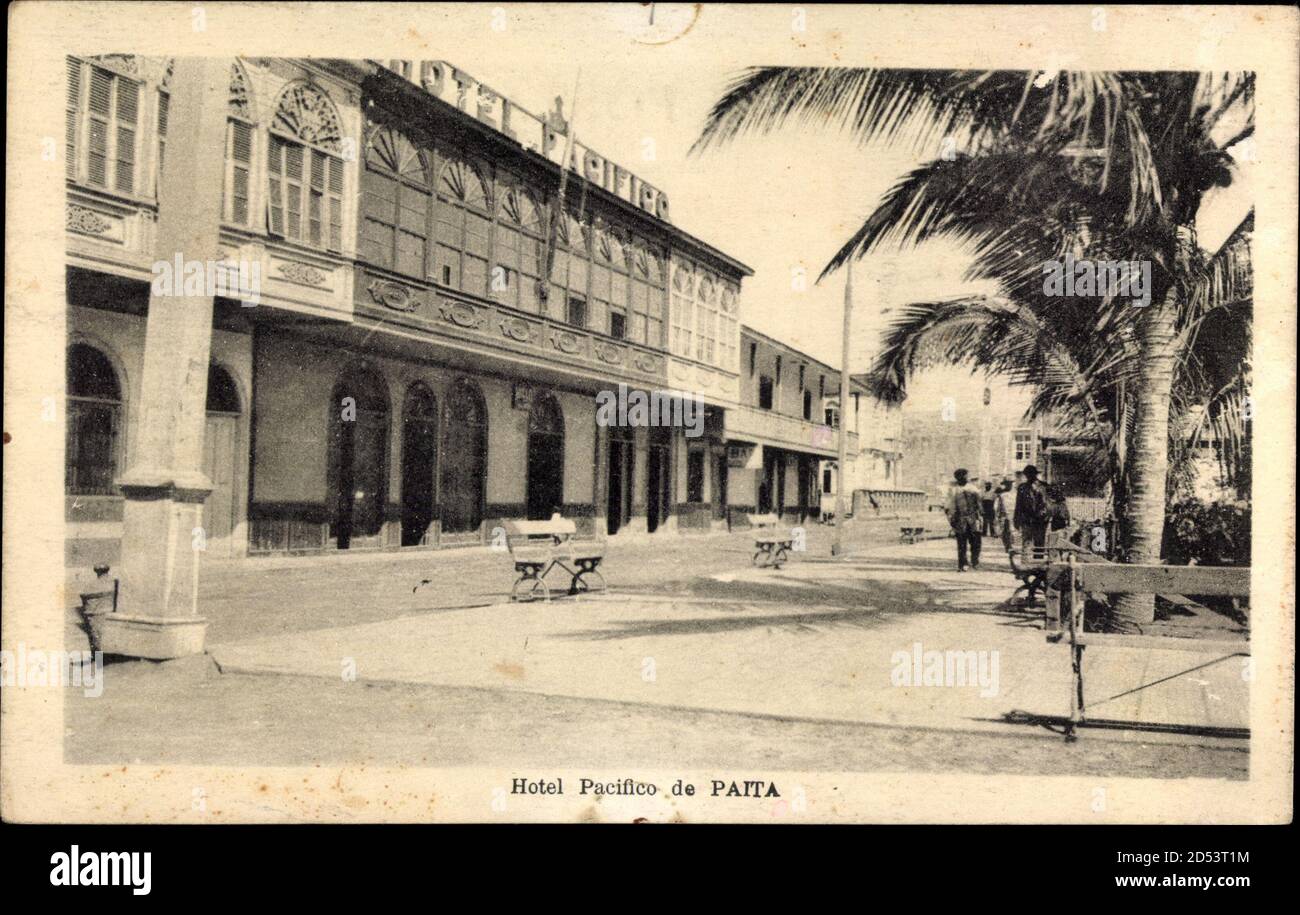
[3,1,1295,859]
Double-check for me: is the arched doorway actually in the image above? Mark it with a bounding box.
[66,343,123,497]
[526,395,565,520]
[440,378,487,542]
[401,383,438,546]
[606,424,634,535]
[647,426,672,533]
[329,365,389,550]
[203,363,241,553]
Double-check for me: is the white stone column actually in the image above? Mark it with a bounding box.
[101,58,230,659]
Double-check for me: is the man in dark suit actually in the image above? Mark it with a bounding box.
[945,468,983,571]
[1013,464,1050,550]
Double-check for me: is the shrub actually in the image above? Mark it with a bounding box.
[1163,498,1251,566]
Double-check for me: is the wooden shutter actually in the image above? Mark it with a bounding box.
[65,57,81,178]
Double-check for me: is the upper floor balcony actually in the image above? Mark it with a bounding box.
[64,55,749,395]
[725,402,858,459]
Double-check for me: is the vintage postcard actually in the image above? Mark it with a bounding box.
[3,2,1295,830]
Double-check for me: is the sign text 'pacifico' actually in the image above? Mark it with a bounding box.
[383,60,671,223]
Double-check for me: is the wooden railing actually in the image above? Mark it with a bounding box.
[1050,555,1250,740]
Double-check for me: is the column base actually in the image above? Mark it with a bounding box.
[98,614,209,660]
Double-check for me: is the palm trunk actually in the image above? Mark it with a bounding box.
[1115,285,1179,626]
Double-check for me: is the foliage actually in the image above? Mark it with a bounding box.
[1163,498,1251,567]
[693,68,1255,567]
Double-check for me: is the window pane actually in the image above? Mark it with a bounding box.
[87,117,108,186]
[115,77,138,122]
[115,125,135,192]
[436,245,460,287]
[362,218,394,269]
[465,212,490,257]
[463,255,488,294]
[329,197,342,251]
[396,231,424,277]
[399,191,428,235]
[88,69,112,116]
[66,401,118,496]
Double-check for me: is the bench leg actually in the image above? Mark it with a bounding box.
[753,545,771,567]
[511,570,550,603]
[569,561,607,596]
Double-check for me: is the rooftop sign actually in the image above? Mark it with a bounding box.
[382,60,672,224]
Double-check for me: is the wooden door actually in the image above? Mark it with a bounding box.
[202,413,238,551]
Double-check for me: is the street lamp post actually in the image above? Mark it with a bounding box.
[832,260,853,557]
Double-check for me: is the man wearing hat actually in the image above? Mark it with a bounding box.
[1013,464,1051,551]
[944,467,983,571]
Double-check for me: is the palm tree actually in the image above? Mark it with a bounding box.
[694,68,1253,624]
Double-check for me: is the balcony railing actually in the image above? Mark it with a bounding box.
[725,403,858,458]
[354,264,670,388]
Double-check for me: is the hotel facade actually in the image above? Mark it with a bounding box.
[64,54,771,585]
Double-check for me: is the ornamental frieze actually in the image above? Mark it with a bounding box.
[366,279,421,312]
[66,204,113,236]
[594,342,625,365]
[276,260,328,286]
[632,352,661,374]
[437,300,483,329]
[499,316,533,343]
[549,330,582,355]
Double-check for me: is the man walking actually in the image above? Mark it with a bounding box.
[1013,464,1051,551]
[945,468,983,572]
[994,477,1016,553]
[980,481,997,536]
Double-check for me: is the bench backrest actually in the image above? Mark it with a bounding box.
[503,518,575,557]
[746,513,780,529]
[504,519,576,540]
[1074,562,1250,597]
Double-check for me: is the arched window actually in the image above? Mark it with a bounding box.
[66,55,142,194]
[670,260,694,357]
[550,213,591,327]
[631,242,666,347]
[695,274,718,364]
[719,284,739,370]
[362,123,432,277]
[593,228,630,339]
[224,62,255,227]
[495,185,543,312]
[434,157,491,294]
[66,343,122,496]
[268,82,343,250]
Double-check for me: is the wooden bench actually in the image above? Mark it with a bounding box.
[746,513,793,568]
[1051,555,1250,740]
[899,525,926,544]
[503,519,606,602]
[1008,526,1101,604]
